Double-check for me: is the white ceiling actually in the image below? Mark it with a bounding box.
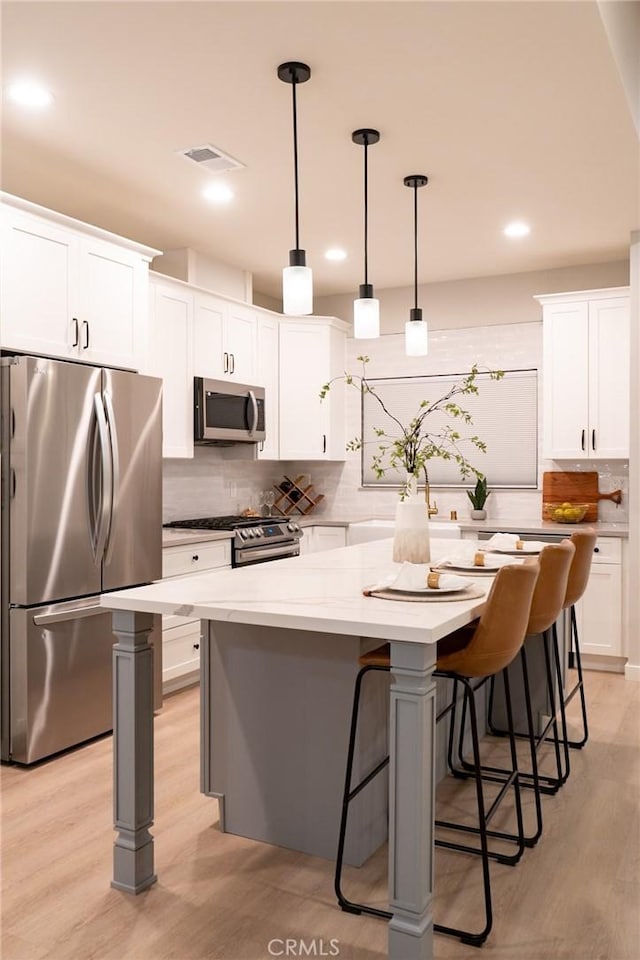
[2,1,638,301]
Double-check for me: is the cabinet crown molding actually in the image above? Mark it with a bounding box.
[534,286,629,305]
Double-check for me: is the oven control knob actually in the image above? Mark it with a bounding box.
[255,528,264,537]
[287,522,299,533]
[247,528,256,538]
[238,530,247,540]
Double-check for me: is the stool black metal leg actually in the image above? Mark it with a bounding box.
[334,664,391,920]
[542,628,570,788]
[565,605,589,748]
[434,678,493,947]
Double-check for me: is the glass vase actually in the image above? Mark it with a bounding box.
[393,474,431,564]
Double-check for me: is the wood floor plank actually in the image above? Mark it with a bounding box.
[1,673,638,960]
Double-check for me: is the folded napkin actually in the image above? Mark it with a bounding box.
[391,562,464,591]
[434,550,490,569]
[484,532,525,551]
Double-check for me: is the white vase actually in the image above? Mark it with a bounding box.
[393,474,431,564]
[470,509,487,520]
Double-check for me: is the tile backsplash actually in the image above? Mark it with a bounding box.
[163,321,628,524]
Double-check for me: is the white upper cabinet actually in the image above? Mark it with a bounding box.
[1,209,78,359]
[0,195,158,370]
[145,278,194,459]
[77,239,147,369]
[539,288,630,460]
[256,314,280,460]
[193,291,257,382]
[279,317,347,460]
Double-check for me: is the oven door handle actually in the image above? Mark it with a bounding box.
[247,390,258,436]
[236,542,299,564]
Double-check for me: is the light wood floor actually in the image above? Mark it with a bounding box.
[1,670,638,960]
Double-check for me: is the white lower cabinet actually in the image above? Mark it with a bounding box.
[574,537,622,658]
[161,539,231,689]
[300,526,347,554]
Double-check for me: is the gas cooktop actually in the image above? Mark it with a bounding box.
[163,515,284,531]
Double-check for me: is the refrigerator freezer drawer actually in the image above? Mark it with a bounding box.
[8,600,162,764]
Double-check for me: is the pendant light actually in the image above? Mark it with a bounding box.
[278,61,313,315]
[404,174,429,356]
[352,128,380,339]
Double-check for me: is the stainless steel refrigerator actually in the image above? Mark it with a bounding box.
[1,355,163,764]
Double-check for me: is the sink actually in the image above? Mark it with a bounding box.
[347,519,462,545]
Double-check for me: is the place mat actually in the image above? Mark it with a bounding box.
[363,584,486,602]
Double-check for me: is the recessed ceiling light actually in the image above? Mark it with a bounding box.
[325,248,347,261]
[203,181,234,205]
[6,80,53,109]
[503,221,531,238]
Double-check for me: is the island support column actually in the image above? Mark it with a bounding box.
[111,610,157,894]
[388,641,437,960]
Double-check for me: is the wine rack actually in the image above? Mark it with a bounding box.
[273,475,325,516]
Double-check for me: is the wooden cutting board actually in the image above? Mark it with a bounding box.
[542,472,622,522]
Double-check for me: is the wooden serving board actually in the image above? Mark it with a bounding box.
[542,472,622,522]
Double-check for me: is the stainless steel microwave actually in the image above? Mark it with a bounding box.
[194,378,266,444]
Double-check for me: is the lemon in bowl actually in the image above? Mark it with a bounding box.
[544,502,589,523]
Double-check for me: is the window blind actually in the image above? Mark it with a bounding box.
[361,368,538,488]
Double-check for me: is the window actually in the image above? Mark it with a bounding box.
[361,368,538,488]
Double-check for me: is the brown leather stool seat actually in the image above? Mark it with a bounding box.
[334,561,539,947]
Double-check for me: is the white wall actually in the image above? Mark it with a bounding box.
[626,230,640,679]
[314,261,629,333]
[152,247,252,302]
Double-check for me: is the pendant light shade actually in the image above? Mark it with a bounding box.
[403,174,429,357]
[278,61,313,315]
[352,128,380,339]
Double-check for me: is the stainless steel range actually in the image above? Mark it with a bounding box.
[163,515,303,567]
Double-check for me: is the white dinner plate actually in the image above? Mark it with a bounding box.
[386,583,469,596]
[435,554,524,573]
[487,541,545,556]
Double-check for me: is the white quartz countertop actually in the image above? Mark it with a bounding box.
[162,528,234,548]
[455,518,629,537]
[103,539,491,645]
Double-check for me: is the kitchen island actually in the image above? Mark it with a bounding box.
[101,538,491,960]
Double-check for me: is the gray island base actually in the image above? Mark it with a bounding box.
[103,538,497,960]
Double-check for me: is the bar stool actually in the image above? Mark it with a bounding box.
[553,529,597,750]
[334,561,539,947]
[461,541,577,841]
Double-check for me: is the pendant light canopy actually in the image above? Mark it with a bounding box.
[404,174,429,357]
[278,61,313,315]
[352,128,380,339]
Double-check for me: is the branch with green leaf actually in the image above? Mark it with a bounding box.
[320,356,504,499]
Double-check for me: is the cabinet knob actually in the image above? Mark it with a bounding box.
[192,554,199,561]
[193,642,200,650]
[594,547,599,553]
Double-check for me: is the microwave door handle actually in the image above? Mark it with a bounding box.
[248,390,258,435]
[92,393,112,564]
[102,391,120,564]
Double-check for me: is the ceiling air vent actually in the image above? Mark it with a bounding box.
[178,143,245,173]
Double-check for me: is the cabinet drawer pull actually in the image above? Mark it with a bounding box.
[322,433,327,454]
[72,318,80,347]
[193,642,200,650]
[223,352,229,373]
[592,429,596,452]
[192,554,199,562]
[82,320,89,349]
[581,429,585,451]
[230,353,235,374]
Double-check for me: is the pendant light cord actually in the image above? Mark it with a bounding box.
[413,183,419,310]
[363,137,369,286]
[291,74,300,251]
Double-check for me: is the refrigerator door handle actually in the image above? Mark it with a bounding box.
[102,390,120,565]
[92,392,112,564]
[33,602,105,626]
